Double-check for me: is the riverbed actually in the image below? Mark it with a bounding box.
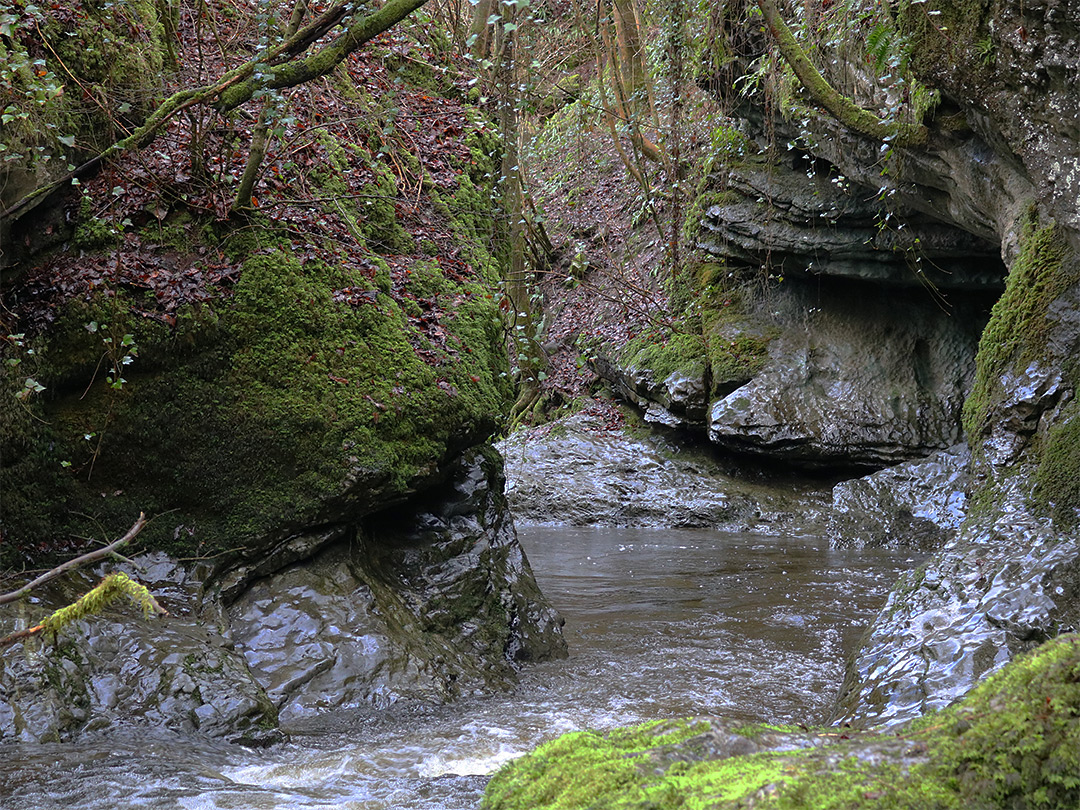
[0,527,916,810]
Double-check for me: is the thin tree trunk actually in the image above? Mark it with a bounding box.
[232,0,309,212]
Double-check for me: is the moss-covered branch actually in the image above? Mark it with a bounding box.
[1,0,431,222]
[0,572,168,649]
[216,0,432,112]
[756,0,928,147]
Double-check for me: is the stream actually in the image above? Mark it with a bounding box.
[0,526,916,810]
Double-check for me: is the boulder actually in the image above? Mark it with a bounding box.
[0,448,566,741]
[829,445,970,550]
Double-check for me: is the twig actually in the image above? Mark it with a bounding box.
[0,513,147,606]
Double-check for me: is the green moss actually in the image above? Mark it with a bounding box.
[622,330,707,383]
[485,634,1080,810]
[310,128,414,255]
[1033,401,1080,528]
[1,242,512,561]
[72,195,124,248]
[680,190,741,251]
[2,0,168,210]
[700,283,772,395]
[962,215,1072,440]
[483,720,714,810]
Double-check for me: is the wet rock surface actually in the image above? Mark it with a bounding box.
[498,408,832,535]
[0,448,565,742]
[0,556,277,745]
[830,476,1080,728]
[707,281,985,469]
[592,356,709,430]
[700,165,1004,290]
[829,445,970,551]
[229,446,566,725]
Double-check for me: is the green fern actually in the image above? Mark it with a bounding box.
[866,23,894,72]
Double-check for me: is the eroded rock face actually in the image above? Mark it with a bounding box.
[700,165,1004,290]
[0,447,565,742]
[708,282,984,469]
[829,445,970,550]
[831,476,1080,728]
[592,356,709,430]
[0,556,277,745]
[229,447,566,724]
[498,409,831,535]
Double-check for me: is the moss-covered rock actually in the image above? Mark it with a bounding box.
[0,241,513,569]
[962,214,1073,440]
[484,633,1080,810]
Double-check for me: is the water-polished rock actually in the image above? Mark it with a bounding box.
[708,281,985,469]
[830,475,1080,728]
[0,447,565,741]
[0,555,278,744]
[829,445,970,550]
[228,446,566,724]
[499,409,831,534]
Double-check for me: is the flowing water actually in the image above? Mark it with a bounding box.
[1,527,917,810]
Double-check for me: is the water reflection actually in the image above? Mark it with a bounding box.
[1,528,915,810]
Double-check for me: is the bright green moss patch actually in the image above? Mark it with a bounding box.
[962,215,1072,440]
[622,330,707,383]
[483,720,716,810]
[485,635,1080,810]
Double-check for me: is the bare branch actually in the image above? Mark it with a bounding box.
[0,513,147,606]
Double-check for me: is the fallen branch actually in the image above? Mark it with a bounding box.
[0,513,147,606]
[0,572,168,649]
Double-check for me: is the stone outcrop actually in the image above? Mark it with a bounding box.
[829,445,969,550]
[499,408,831,535]
[706,282,985,468]
[594,0,1080,731]
[0,448,565,742]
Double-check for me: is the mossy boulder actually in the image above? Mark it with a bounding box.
[484,633,1080,810]
[0,242,513,575]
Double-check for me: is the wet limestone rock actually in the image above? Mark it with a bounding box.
[498,409,831,535]
[0,556,277,744]
[0,449,566,741]
[592,352,709,430]
[228,447,567,724]
[699,165,1003,291]
[829,445,970,550]
[831,230,1080,728]
[708,282,984,469]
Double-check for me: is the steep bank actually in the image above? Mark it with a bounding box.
[0,2,565,742]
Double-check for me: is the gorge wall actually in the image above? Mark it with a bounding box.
[0,2,566,743]
[593,0,1080,727]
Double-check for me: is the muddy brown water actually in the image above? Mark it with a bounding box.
[0,527,917,809]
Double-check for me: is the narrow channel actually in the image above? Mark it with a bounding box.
[0,527,916,810]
